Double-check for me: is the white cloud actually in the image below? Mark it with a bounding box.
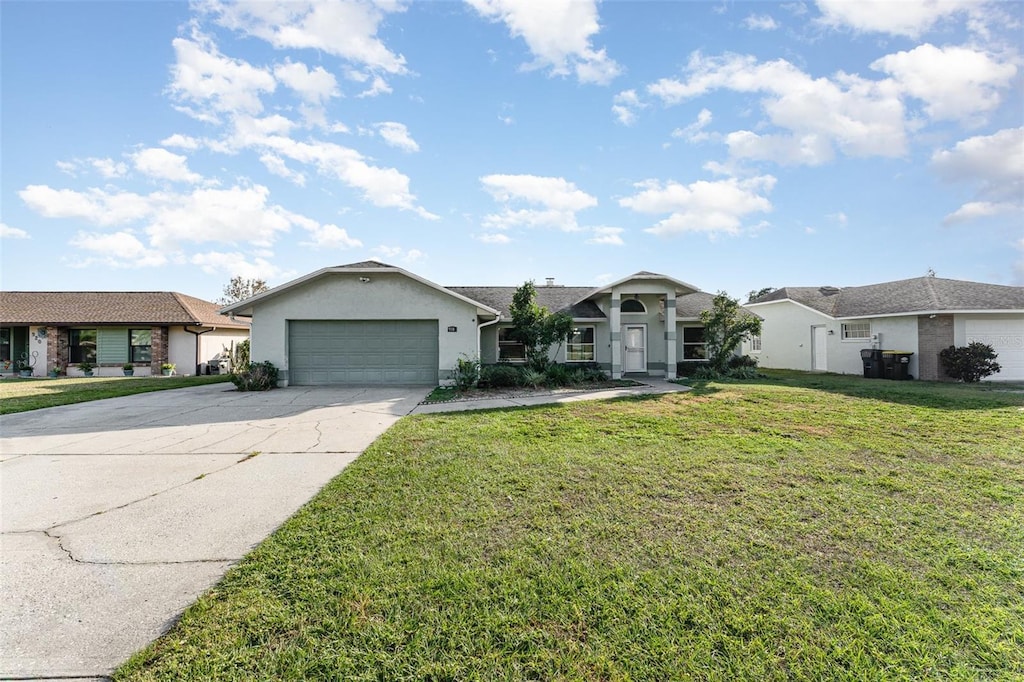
[372,245,423,262]
[56,160,78,176]
[871,44,1017,123]
[475,233,511,244]
[481,174,597,211]
[273,59,339,103]
[744,14,779,31]
[480,174,598,233]
[671,108,713,142]
[161,133,202,150]
[612,89,645,126]
[69,230,167,268]
[932,127,1023,201]
[19,185,153,226]
[619,175,776,237]
[202,0,408,75]
[169,31,276,121]
[91,158,128,178]
[259,153,306,186]
[357,75,393,98]
[815,0,979,38]
[374,121,420,152]
[933,128,1023,225]
[942,201,1020,225]
[19,183,303,249]
[648,52,907,165]
[301,223,362,249]
[190,251,289,280]
[0,222,30,239]
[466,0,621,84]
[586,226,624,245]
[132,148,202,184]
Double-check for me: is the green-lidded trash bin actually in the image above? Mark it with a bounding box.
[881,351,913,380]
[860,348,883,379]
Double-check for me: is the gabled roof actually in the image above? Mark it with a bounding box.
[219,261,500,317]
[750,277,1024,317]
[577,270,701,304]
[0,292,249,328]
[447,286,604,319]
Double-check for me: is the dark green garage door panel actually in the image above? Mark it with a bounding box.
[289,320,438,385]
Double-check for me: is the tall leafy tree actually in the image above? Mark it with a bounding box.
[747,287,776,303]
[218,276,269,304]
[509,281,574,371]
[700,292,762,373]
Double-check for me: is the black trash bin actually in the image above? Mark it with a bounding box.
[882,351,913,380]
[861,348,883,379]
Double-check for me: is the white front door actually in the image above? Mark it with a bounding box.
[812,325,828,371]
[623,324,647,373]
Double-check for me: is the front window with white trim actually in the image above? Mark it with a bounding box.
[841,322,871,340]
[497,327,526,362]
[749,334,762,352]
[682,326,706,360]
[620,298,646,313]
[566,326,595,362]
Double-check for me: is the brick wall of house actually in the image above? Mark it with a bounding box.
[151,326,168,373]
[917,314,954,381]
[45,327,70,373]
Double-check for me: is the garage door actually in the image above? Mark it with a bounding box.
[289,320,438,385]
[966,319,1024,381]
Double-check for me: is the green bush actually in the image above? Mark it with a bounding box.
[231,361,279,391]
[521,369,547,388]
[728,354,759,369]
[939,342,1001,383]
[677,361,711,377]
[480,364,523,388]
[544,362,571,387]
[453,355,480,391]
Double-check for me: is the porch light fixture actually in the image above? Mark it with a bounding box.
[358,277,371,283]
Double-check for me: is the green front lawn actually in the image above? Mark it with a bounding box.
[118,372,1023,680]
[0,375,232,415]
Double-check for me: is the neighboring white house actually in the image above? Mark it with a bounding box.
[219,261,732,387]
[744,277,1024,381]
[0,291,249,377]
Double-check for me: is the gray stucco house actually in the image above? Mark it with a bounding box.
[744,276,1024,381]
[219,261,725,386]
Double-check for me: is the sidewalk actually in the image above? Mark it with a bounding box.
[409,378,690,414]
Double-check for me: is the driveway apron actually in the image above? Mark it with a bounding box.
[0,383,425,680]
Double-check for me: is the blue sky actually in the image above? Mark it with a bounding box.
[2,0,1022,303]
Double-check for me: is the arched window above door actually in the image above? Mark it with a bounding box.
[620,298,646,313]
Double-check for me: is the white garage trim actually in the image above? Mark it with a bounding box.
[965,319,1024,381]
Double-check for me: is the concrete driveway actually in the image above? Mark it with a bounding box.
[0,382,426,681]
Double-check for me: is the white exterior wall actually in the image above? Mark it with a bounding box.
[745,301,833,372]
[250,271,481,386]
[168,328,195,375]
[25,326,47,377]
[169,327,249,375]
[748,300,924,378]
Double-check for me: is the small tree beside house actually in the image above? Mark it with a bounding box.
[508,281,575,372]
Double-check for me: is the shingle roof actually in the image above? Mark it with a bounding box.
[753,277,1024,317]
[447,287,605,319]
[335,260,396,269]
[0,292,249,328]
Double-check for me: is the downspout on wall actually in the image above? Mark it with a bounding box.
[184,326,214,376]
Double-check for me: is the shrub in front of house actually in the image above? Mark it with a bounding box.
[231,361,279,391]
[479,364,524,388]
[939,342,1001,383]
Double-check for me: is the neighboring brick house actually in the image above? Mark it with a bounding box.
[744,277,1024,381]
[0,292,250,377]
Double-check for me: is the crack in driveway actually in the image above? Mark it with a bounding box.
[4,530,233,567]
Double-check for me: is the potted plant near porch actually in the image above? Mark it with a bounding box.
[48,364,63,378]
[161,362,175,376]
[77,361,95,377]
[123,362,135,377]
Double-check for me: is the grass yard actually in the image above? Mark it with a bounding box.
[117,372,1023,680]
[0,375,232,414]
